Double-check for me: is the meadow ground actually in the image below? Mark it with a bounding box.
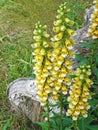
[0,0,93,129]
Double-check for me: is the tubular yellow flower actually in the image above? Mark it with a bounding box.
[54,32,63,41]
[53,26,60,33]
[67,29,74,36]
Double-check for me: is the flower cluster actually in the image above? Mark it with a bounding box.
[88,0,98,39]
[50,2,75,101]
[32,22,52,106]
[32,2,75,106]
[66,65,93,120]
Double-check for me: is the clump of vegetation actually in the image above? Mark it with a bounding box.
[32,1,98,130]
[1,0,97,130]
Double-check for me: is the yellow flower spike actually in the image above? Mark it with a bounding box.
[88,1,98,38]
[40,48,46,55]
[67,29,74,36]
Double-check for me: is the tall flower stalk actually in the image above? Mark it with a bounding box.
[50,2,75,129]
[51,2,75,102]
[32,21,52,107]
[31,1,96,129]
[66,65,93,120]
[88,0,98,39]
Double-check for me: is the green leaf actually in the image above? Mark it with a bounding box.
[78,116,94,130]
[96,55,98,65]
[29,74,36,79]
[36,122,48,130]
[50,119,59,130]
[87,125,98,130]
[78,118,86,130]
[80,42,94,48]
[92,67,98,81]
[75,54,86,61]
[62,117,72,129]
[75,54,89,65]
[2,120,10,130]
[64,128,71,130]
[78,59,89,67]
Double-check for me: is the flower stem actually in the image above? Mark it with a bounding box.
[59,93,63,130]
[47,100,50,130]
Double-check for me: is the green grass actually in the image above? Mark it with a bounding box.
[0,0,93,129]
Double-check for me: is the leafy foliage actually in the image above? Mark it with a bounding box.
[0,0,97,130]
